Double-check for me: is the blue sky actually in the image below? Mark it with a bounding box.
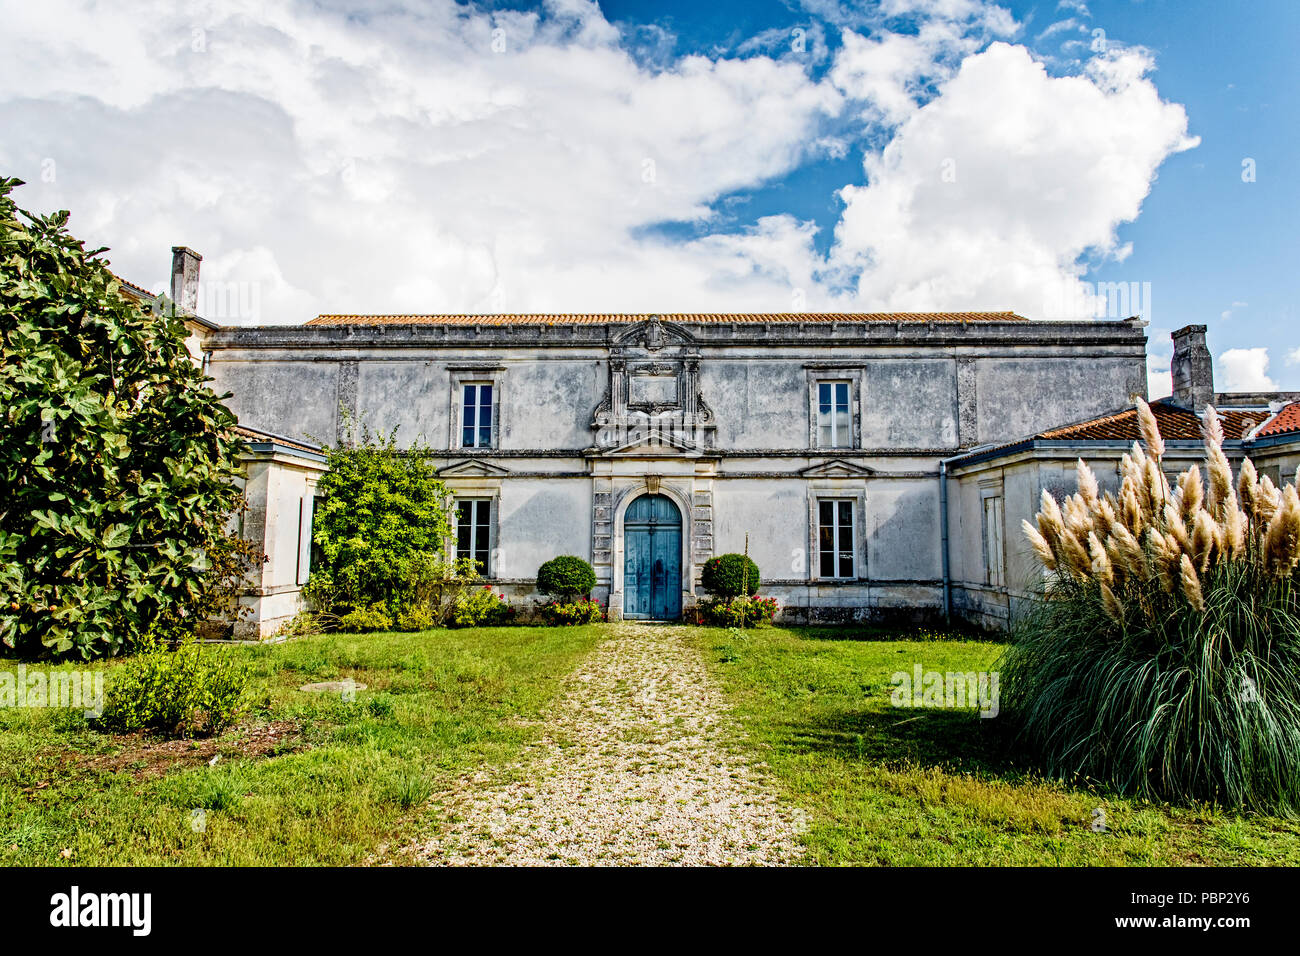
[1,0,1295,393]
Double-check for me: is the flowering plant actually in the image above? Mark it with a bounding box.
[539,597,606,626]
[697,594,778,627]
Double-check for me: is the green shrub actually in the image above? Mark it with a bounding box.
[1005,401,1300,813]
[395,605,437,632]
[450,585,512,628]
[536,556,597,599]
[307,420,457,617]
[99,641,250,738]
[338,604,393,633]
[701,554,761,597]
[539,598,605,626]
[697,594,778,627]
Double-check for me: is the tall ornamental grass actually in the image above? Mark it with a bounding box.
[1003,400,1300,813]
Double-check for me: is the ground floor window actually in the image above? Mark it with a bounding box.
[456,498,492,575]
[817,498,855,578]
[983,494,1005,587]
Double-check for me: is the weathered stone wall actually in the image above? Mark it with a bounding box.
[207,317,1148,625]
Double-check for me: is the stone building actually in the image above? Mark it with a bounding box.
[204,308,1153,632]
[135,249,1300,635]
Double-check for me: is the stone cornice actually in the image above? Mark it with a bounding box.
[207,318,1147,352]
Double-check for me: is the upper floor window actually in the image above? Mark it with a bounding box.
[461,383,495,448]
[817,498,856,579]
[817,381,853,448]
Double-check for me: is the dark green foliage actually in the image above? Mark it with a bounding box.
[307,420,456,617]
[0,177,248,659]
[99,640,251,737]
[701,553,761,597]
[535,555,597,599]
[1002,564,1300,814]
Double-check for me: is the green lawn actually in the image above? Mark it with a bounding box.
[693,625,1300,866]
[7,622,1298,867]
[0,626,604,866]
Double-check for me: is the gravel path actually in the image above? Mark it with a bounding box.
[410,623,805,866]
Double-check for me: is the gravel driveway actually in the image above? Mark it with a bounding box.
[410,623,805,866]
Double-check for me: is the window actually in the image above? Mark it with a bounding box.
[817,381,852,448]
[461,383,495,448]
[295,494,315,587]
[456,499,492,575]
[817,499,855,578]
[983,495,1005,588]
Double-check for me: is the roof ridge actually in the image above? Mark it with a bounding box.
[306,310,1029,327]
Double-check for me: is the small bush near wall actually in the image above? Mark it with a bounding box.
[701,554,761,597]
[536,556,597,600]
[338,604,393,633]
[696,595,779,627]
[540,598,605,626]
[394,605,437,632]
[450,585,514,628]
[99,640,250,738]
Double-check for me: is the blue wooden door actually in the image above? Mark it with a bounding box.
[624,495,682,620]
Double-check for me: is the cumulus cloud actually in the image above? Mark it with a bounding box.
[828,43,1197,315]
[0,0,1196,324]
[1147,354,1173,399]
[1220,348,1277,392]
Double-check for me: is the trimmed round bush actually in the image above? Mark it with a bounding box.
[536,556,597,599]
[701,554,761,597]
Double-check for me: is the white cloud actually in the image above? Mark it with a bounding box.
[1037,19,1082,41]
[827,43,1197,315]
[0,0,1196,324]
[1219,348,1277,392]
[1286,347,1300,366]
[1220,300,1248,320]
[1147,353,1172,399]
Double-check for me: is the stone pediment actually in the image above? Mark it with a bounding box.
[799,459,874,478]
[437,458,511,477]
[595,427,704,459]
[612,315,695,351]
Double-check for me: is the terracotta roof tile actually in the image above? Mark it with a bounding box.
[306,311,1026,327]
[1036,403,1269,443]
[1258,402,1300,438]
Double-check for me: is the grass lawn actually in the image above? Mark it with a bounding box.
[693,625,1300,866]
[0,625,604,866]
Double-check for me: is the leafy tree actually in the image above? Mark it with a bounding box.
[0,177,250,659]
[306,420,457,617]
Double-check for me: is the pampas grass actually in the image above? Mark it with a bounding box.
[1003,398,1300,814]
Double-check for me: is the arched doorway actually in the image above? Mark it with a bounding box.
[623,494,682,619]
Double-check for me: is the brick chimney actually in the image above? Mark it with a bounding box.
[1171,325,1213,410]
[170,246,202,315]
